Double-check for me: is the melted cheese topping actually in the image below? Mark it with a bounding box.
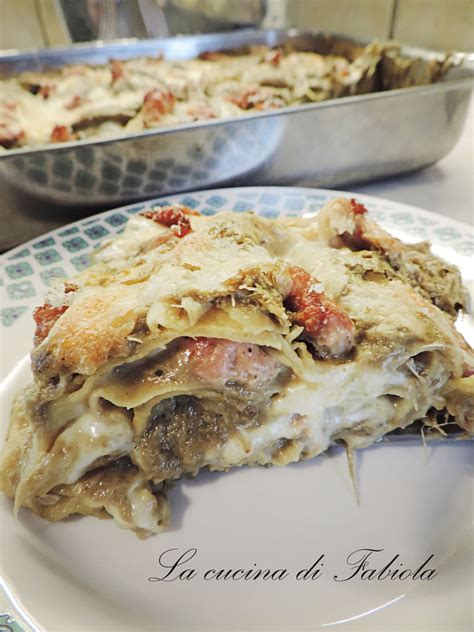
[0,42,451,150]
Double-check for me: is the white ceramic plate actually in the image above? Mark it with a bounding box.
[1,187,473,632]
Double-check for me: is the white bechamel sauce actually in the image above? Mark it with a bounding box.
[128,480,166,533]
[60,412,133,484]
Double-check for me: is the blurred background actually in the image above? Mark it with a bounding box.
[0,0,472,52]
[0,0,471,252]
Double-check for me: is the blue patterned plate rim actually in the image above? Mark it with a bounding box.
[1,186,471,261]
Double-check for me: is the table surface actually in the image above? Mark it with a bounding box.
[1,101,472,254]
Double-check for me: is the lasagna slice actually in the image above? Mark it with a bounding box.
[1,199,473,537]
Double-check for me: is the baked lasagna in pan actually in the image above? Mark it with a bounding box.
[0,41,452,150]
[1,198,473,537]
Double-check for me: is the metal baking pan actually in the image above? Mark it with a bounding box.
[0,29,472,208]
